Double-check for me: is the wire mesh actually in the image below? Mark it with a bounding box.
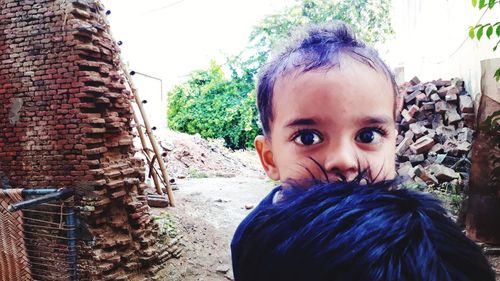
[22,196,76,281]
[0,189,31,281]
[0,190,76,281]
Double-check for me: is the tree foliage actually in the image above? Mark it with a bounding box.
[168,61,259,149]
[468,0,500,80]
[168,0,394,149]
[249,0,393,63]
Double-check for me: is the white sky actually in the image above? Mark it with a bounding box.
[101,0,294,129]
[101,1,497,130]
[102,0,293,90]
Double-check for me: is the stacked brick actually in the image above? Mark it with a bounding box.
[0,0,173,279]
[395,77,475,200]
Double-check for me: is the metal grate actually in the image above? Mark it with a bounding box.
[1,188,76,281]
[0,189,32,281]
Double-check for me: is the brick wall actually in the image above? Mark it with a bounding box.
[0,0,169,279]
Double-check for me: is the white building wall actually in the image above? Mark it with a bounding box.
[132,74,168,130]
[382,0,499,98]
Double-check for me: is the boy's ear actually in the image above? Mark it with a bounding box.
[255,135,280,181]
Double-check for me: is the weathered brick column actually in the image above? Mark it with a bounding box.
[0,0,168,279]
[466,58,500,245]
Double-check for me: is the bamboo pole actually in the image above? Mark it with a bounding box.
[123,70,175,207]
[142,151,173,195]
[132,112,163,195]
[99,6,174,205]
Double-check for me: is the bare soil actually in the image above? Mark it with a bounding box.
[156,177,274,281]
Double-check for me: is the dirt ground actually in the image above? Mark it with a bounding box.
[156,177,275,281]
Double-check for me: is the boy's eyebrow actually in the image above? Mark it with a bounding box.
[358,116,392,125]
[284,116,391,128]
[285,118,317,127]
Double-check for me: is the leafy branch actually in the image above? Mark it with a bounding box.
[472,0,499,9]
[469,0,499,80]
[468,22,500,42]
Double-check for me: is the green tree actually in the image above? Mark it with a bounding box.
[249,0,393,66]
[168,0,394,149]
[468,0,500,80]
[168,61,259,149]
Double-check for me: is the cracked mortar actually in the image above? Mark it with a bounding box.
[8,97,23,125]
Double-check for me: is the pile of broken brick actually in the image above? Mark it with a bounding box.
[395,77,475,205]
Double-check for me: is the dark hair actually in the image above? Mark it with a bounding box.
[231,179,495,281]
[256,22,398,135]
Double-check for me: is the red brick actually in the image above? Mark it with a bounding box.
[435,101,447,114]
[459,95,474,113]
[410,136,435,154]
[0,2,164,279]
[407,105,419,117]
[401,109,416,123]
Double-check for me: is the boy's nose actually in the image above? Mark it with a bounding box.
[324,142,358,181]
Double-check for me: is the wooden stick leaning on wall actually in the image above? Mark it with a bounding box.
[123,69,176,207]
[99,8,175,206]
[132,113,163,196]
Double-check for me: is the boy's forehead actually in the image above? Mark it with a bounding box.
[278,59,392,96]
[269,57,395,128]
[274,54,389,86]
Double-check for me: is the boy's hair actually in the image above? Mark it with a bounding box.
[231,179,495,281]
[256,22,398,135]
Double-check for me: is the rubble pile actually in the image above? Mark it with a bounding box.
[395,77,475,210]
[138,130,264,180]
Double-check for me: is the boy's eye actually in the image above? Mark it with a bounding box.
[293,130,322,146]
[356,128,385,144]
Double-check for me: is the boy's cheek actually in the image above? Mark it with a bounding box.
[381,153,397,179]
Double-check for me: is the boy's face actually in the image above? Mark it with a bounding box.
[255,55,397,183]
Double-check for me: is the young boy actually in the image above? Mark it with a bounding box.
[232,21,399,250]
[231,178,496,281]
[254,22,398,186]
[231,21,495,280]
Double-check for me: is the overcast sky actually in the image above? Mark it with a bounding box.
[102,0,292,90]
[101,0,293,128]
[100,1,498,130]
